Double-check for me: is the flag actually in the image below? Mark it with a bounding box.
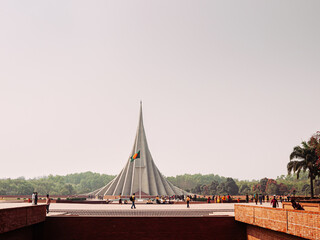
[130,150,140,162]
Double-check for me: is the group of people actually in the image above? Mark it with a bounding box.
[31,191,305,213]
[31,192,38,205]
[245,193,305,210]
[31,192,51,214]
[117,193,191,209]
[248,193,280,208]
[209,194,232,203]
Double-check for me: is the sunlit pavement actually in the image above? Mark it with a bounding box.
[48,202,283,217]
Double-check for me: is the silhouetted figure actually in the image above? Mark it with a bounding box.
[291,199,304,210]
[35,192,38,205]
[119,193,122,204]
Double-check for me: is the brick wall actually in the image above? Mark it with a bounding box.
[247,225,307,240]
[0,205,46,234]
[0,223,44,240]
[44,216,246,240]
[235,204,320,239]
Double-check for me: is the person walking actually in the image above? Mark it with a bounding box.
[270,195,279,208]
[186,196,190,208]
[46,194,51,214]
[130,193,136,209]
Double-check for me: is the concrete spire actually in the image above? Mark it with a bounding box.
[90,103,188,197]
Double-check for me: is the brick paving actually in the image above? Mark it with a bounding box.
[46,202,240,217]
[49,208,234,217]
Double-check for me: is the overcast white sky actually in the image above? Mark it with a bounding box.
[0,0,319,180]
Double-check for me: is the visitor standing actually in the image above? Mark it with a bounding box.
[245,194,249,203]
[254,193,258,205]
[46,194,51,214]
[130,193,136,209]
[119,193,122,204]
[186,196,190,208]
[32,192,35,205]
[35,192,38,205]
[270,195,279,208]
[259,194,263,205]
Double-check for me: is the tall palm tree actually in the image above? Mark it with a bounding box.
[287,141,318,198]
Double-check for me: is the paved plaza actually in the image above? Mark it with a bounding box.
[0,201,282,217]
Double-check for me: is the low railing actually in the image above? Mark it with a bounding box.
[235,204,320,240]
[282,202,320,212]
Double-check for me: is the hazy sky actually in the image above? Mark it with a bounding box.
[1,0,319,180]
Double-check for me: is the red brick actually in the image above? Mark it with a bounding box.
[235,205,320,239]
[0,205,46,234]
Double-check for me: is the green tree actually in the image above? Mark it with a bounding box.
[224,178,239,195]
[209,180,219,194]
[239,183,250,194]
[259,178,268,194]
[266,182,278,195]
[278,183,289,195]
[288,141,318,198]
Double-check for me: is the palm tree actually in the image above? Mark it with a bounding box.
[287,141,318,198]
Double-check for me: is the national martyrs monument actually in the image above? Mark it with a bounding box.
[89,102,188,198]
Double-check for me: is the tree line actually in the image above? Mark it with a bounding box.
[0,171,319,196]
[169,172,320,196]
[0,172,115,196]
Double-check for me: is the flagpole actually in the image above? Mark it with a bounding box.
[139,162,141,199]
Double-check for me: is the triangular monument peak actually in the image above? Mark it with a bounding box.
[90,102,188,198]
